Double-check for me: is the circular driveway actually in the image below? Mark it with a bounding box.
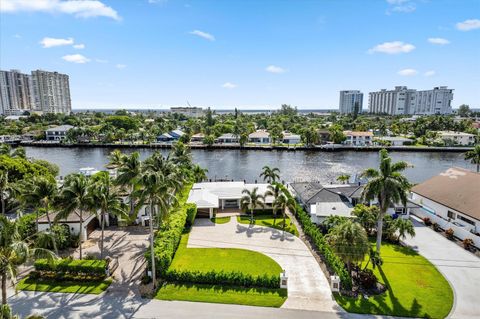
[188,218,341,312]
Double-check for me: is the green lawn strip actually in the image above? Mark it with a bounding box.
[334,242,453,319]
[236,214,299,236]
[17,276,112,295]
[155,283,287,307]
[210,216,231,224]
[170,233,282,276]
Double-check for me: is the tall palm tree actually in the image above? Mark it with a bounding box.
[171,142,192,168]
[0,216,55,305]
[107,149,125,169]
[19,176,59,254]
[265,184,282,224]
[0,171,13,215]
[89,172,126,259]
[116,152,142,217]
[192,164,208,183]
[274,193,296,234]
[240,187,265,223]
[465,145,480,173]
[326,220,369,274]
[361,149,410,254]
[259,166,280,183]
[56,174,91,259]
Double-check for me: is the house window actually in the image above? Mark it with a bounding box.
[395,207,406,215]
[447,211,456,220]
[458,215,475,226]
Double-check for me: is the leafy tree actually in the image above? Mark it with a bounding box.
[322,215,349,233]
[301,126,319,146]
[105,115,139,131]
[361,149,411,254]
[31,160,59,177]
[351,204,378,235]
[336,174,350,184]
[457,104,470,117]
[329,124,347,144]
[465,145,480,173]
[240,187,265,223]
[205,107,215,127]
[203,135,215,146]
[259,166,280,183]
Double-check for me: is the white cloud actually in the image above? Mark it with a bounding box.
[424,70,436,77]
[222,82,237,89]
[1,0,121,21]
[73,43,85,49]
[40,37,74,48]
[386,0,409,4]
[456,19,480,31]
[115,64,127,69]
[62,54,90,64]
[95,58,108,63]
[428,37,450,45]
[265,65,286,74]
[368,41,415,54]
[385,0,415,15]
[189,30,215,41]
[398,68,418,76]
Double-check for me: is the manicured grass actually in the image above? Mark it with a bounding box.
[334,242,453,319]
[170,234,282,276]
[155,283,287,307]
[237,214,299,236]
[17,276,112,295]
[210,216,231,224]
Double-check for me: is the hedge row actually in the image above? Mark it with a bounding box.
[277,184,352,290]
[145,184,197,276]
[34,258,107,279]
[165,269,279,289]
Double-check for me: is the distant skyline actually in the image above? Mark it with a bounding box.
[1,0,479,110]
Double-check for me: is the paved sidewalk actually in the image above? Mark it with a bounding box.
[188,218,341,312]
[403,217,480,319]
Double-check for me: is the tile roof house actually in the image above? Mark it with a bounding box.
[248,130,270,144]
[343,131,373,146]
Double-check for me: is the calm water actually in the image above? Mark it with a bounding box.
[24,147,474,184]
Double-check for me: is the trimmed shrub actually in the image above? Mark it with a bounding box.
[185,203,197,228]
[462,238,474,250]
[422,217,432,226]
[165,269,279,289]
[275,183,352,290]
[445,228,454,240]
[17,213,37,240]
[34,258,108,280]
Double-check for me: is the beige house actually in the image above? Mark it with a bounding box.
[343,131,373,146]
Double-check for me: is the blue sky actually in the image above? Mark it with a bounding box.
[1,0,479,110]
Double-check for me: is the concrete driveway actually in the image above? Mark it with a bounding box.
[403,217,480,319]
[78,226,149,294]
[188,218,340,312]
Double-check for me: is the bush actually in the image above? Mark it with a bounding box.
[34,258,108,280]
[17,213,37,239]
[432,222,441,232]
[275,183,352,290]
[185,203,197,228]
[463,238,474,250]
[357,269,377,289]
[422,217,432,226]
[165,269,279,289]
[445,228,454,240]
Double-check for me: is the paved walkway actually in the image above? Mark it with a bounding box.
[188,218,340,312]
[403,217,480,319]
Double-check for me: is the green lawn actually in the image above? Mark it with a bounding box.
[210,216,231,224]
[334,242,453,319]
[237,214,299,236]
[17,277,112,295]
[155,283,287,307]
[170,234,282,276]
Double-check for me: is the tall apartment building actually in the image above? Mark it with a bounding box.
[339,90,363,114]
[0,69,71,115]
[368,86,453,115]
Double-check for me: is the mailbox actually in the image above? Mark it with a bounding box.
[331,275,340,292]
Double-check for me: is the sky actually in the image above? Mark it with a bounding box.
[1,0,479,110]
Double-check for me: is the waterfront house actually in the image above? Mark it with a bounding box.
[187,181,273,218]
[282,132,301,144]
[191,133,205,143]
[38,211,98,242]
[316,129,331,145]
[45,125,74,141]
[249,130,270,144]
[343,131,373,146]
[377,136,412,146]
[436,131,475,146]
[216,133,239,144]
[157,129,184,143]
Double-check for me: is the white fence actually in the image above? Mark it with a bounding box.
[412,209,480,248]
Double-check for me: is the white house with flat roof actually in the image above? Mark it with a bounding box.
[187,181,273,218]
[282,132,301,144]
[437,131,475,146]
[343,131,373,146]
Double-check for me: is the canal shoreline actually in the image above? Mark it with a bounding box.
[15,141,474,153]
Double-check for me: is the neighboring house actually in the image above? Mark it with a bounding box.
[343,131,373,146]
[377,136,412,146]
[249,130,270,144]
[410,167,480,234]
[217,133,239,144]
[317,129,331,144]
[157,129,184,142]
[45,125,74,141]
[191,133,205,142]
[187,181,273,218]
[282,132,301,144]
[38,211,98,242]
[436,131,475,146]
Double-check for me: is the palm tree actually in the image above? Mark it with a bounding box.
[240,187,265,223]
[107,149,125,169]
[89,172,125,259]
[56,174,91,259]
[326,220,369,274]
[0,144,11,156]
[336,174,351,184]
[259,166,280,183]
[0,171,13,215]
[0,216,55,305]
[465,145,480,173]
[394,218,416,241]
[192,165,208,183]
[116,152,142,217]
[361,149,410,254]
[171,142,192,168]
[351,204,378,235]
[274,193,296,234]
[265,184,282,224]
[19,176,59,254]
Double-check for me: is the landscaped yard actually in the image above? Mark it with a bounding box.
[237,214,299,236]
[334,242,453,319]
[210,216,231,224]
[169,233,282,276]
[156,283,287,307]
[17,277,112,295]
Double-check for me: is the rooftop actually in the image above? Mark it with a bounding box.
[46,125,74,132]
[343,131,373,137]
